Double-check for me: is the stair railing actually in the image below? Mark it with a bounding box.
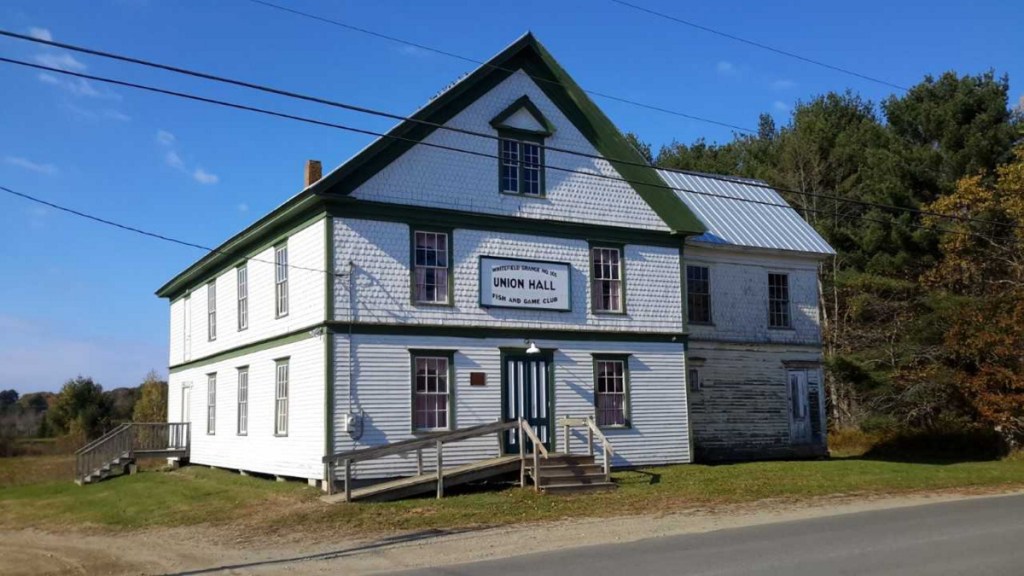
[558,415,616,482]
[519,418,549,492]
[74,422,191,484]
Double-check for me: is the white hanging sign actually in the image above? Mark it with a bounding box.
[479,256,571,311]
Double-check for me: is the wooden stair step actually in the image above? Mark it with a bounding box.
[537,473,607,486]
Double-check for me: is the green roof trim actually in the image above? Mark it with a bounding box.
[156,33,704,300]
[309,32,705,235]
[489,95,555,136]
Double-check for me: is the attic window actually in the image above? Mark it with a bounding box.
[490,96,554,198]
[500,137,543,196]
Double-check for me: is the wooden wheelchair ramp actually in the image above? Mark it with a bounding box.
[322,455,520,503]
[322,417,618,503]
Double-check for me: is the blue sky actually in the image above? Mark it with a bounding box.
[1,0,1021,393]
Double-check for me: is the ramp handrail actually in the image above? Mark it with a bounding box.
[324,419,553,500]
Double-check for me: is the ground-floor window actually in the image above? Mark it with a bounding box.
[275,359,289,436]
[411,351,453,431]
[206,373,216,435]
[593,355,630,427]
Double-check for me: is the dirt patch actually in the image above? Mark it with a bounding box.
[3,487,1023,575]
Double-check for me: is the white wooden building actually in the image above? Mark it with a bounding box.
[158,34,833,488]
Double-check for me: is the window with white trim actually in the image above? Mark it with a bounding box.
[594,357,629,427]
[413,231,450,305]
[237,367,248,435]
[206,373,216,435]
[499,138,543,196]
[686,265,711,324]
[768,273,791,328]
[237,264,248,331]
[207,280,217,341]
[413,354,451,431]
[274,359,289,435]
[591,246,624,313]
[275,244,289,317]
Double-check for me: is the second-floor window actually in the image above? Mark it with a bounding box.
[591,246,624,313]
[768,273,791,328]
[413,230,450,305]
[237,264,248,331]
[686,265,711,324]
[207,280,217,341]
[500,138,543,196]
[275,244,289,317]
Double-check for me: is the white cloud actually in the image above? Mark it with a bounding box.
[157,130,218,185]
[193,168,219,185]
[164,150,184,170]
[773,100,791,112]
[29,27,53,42]
[37,72,59,85]
[156,130,176,146]
[237,203,249,213]
[33,52,85,72]
[771,79,796,90]
[4,156,57,175]
[716,61,736,76]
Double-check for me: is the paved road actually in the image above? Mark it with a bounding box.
[390,494,1024,575]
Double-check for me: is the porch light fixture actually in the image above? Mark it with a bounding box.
[525,340,541,355]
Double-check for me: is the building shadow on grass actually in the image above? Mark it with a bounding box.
[161,526,489,575]
[842,427,1010,465]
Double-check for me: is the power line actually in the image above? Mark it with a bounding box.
[0,30,1014,232]
[241,0,757,134]
[2,54,1017,245]
[610,0,909,92]
[0,185,343,277]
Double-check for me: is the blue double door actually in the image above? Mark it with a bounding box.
[501,354,553,454]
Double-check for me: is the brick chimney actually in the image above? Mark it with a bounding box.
[304,160,322,187]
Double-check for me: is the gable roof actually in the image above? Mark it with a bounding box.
[308,32,705,235]
[156,33,706,299]
[658,170,835,256]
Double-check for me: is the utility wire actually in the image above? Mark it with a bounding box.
[0,185,343,277]
[241,0,757,134]
[610,0,909,92]
[2,55,1016,246]
[0,29,1013,232]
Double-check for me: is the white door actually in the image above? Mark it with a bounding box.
[788,371,812,444]
[183,296,192,361]
[181,384,192,424]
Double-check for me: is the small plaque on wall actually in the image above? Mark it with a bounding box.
[470,372,487,386]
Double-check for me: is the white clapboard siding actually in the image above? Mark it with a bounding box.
[331,334,689,480]
[333,218,683,333]
[685,245,822,345]
[168,219,325,367]
[167,336,325,479]
[351,70,669,232]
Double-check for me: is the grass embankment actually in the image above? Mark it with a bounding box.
[5,453,1024,535]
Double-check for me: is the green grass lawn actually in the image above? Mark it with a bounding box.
[4,455,1024,535]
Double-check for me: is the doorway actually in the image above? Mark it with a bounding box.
[501,353,553,454]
